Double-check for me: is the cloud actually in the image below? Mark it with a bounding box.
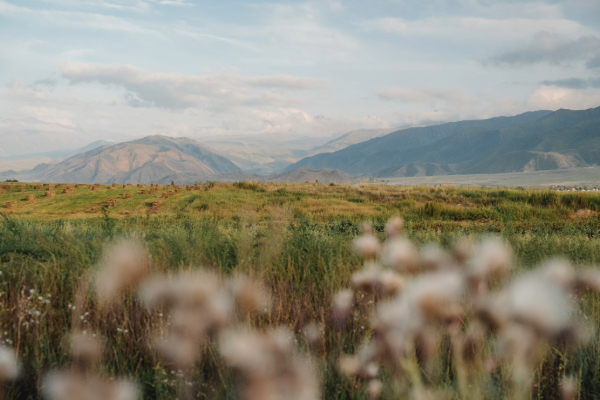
[528,85,600,109]
[158,0,192,6]
[7,78,47,101]
[374,87,470,105]
[360,16,590,43]
[0,0,159,35]
[486,31,600,68]
[541,77,600,89]
[59,61,326,111]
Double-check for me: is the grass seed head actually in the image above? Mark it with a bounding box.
[229,274,270,315]
[70,333,103,372]
[368,379,383,400]
[468,237,512,286]
[0,346,19,381]
[43,371,139,400]
[385,217,403,238]
[96,238,150,307]
[561,377,578,400]
[353,234,381,260]
[154,336,200,369]
[508,274,572,338]
[381,238,419,274]
[333,289,354,326]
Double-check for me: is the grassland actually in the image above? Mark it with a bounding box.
[381,166,600,188]
[2,181,600,399]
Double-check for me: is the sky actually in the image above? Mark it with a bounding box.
[1,0,600,157]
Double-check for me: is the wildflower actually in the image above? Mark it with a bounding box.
[541,259,575,289]
[228,274,270,315]
[353,222,380,259]
[560,377,578,400]
[154,336,199,369]
[219,328,321,400]
[0,347,19,381]
[353,234,381,260]
[381,238,419,274]
[385,217,403,238]
[96,238,150,307]
[333,289,354,326]
[419,243,453,272]
[70,333,103,372]
[352,264,405,298]
[507,273,572,338]
[407,271,465,324]
[302,322,323,352]
[368,379,383,400]
[451,237,473,267]
[468,237,512,291]
[43,371,138,400]
[573,268,600,293]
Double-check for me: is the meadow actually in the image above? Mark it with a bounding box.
[2,181,600,400]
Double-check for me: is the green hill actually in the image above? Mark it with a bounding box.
[285,108,600,177]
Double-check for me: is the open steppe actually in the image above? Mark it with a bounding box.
[381,166,600,189]
[2,181,600,399]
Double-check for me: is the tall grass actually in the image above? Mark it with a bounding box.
[1,184,600,398]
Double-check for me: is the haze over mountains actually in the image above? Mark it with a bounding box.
[38,136,241,185]
[2,106,600,185]
[287,106,600,177]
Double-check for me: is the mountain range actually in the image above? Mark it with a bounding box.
[4,105,600,184]
[286,107,600,177]
[38,136,241,184]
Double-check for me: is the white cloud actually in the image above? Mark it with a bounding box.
[360,16,593,43]
[0,0,159,34]
[528,85,600,109]
[374,87,471,105]
[486,32,600,68]
[158,0,192,6]
[59,61,326,111]
[7,78,47,101]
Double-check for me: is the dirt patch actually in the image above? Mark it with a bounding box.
[572,209,597,219]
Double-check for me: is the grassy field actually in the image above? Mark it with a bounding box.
[2,181,600,399]
[381,166,600,189]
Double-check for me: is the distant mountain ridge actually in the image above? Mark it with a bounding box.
[307,128,398,156]
[285,108,600,177]
[39,135,241,184]
[158,168,353,185]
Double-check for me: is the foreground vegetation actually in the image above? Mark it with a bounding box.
[1,181,600,399]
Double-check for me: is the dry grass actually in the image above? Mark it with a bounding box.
[1,182,600,399]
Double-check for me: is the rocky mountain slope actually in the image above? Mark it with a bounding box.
[306,128,398,156]
[284,108,600,177]
[39,135,241,184]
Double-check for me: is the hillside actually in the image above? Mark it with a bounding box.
[284,109,600,177]
[307,128,398,156]
[159,168,353,185]
[0,139,114,175]
[39,135,241,184]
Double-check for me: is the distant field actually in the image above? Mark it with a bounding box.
[381,166,600,188]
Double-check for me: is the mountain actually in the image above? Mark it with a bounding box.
[39,135,241,184]
[199,134,332,174]
[65,140,115,158]
[307,128,398,156]
[0,140,114,163]
[0,139,115,177]
[283,108,600,177]
[159,168,352,185]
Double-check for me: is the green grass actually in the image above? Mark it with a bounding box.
[381,166,600,188]
[2,182,600,399]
